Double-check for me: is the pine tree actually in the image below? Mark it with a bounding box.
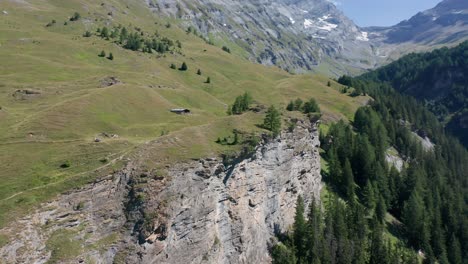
[119,27,128,44]
[107,52,114,60]
[241,92,252,111]
[362,180,376,211]
[448,234,462,264]
[197,69,202,75]
[286,101,294,111]
[376,195,387,223]
[402,191,426,249]
[342,159,355,199]
[98,50,106,57]
[303,98,320,113]
[70,12,81,21]
[231,96,243,115]
[306,198,323,264]
[271,243,297,264]
[263,105,281,136]
[179,62,188,71]
[100,27,109,38]
[293,196,307,262]
[205,77,211,84]
[294,98,303,111]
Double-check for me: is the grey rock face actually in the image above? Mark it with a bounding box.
[147,0,468,74]
[0,170,132,264]
[148,0,376,74]
[139,119,321,263]
[0,119,322,264]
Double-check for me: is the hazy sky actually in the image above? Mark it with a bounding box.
[336,0,442,27]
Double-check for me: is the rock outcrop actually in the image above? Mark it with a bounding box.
[0,118,321,263]
[137,118,321,263]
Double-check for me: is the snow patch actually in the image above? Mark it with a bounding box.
[289,17,295,24]
[304,15,338,31]
[356,31,369,41]
[304,19,313,28]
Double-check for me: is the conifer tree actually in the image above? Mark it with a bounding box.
[362,180,376,211]
[342,159,355,199]
[205,77,211,84]
[376,195,387,223]
[263,105,281,136]
[107,52,114,60]
[100,27,109,38]
[179,62,188,71]
[99,50,106,57]
[293,196,307,262]
[271,243,296,264]
[294,98,303,111]
[197,69,202,75]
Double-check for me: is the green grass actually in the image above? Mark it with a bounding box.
[46,229,83,264]
[0,234,8,248]
[0,0,368,229]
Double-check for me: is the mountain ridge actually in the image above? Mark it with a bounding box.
[148,0,468,75]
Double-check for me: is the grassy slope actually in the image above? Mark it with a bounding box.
[0,0,367,227]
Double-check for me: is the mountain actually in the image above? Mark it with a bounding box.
[149,0,377,75]
[0,0,467,263]
[367,0,468,62]
[0,0,366,262]
[149,0,468,74]
[358,41,468,147]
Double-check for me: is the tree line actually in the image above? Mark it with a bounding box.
[272,76,467,263]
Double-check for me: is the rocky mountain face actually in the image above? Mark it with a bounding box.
[0,118,322,264]
[146,0,468,75]
[147,0,376,75]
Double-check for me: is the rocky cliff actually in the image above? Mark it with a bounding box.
[146,0,468,75]
[0,118,322,263]
[147,0,376,75]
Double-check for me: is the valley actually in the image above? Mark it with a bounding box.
[0,0,467,263]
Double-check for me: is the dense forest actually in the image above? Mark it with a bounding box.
[347,41,468,146]
[272,78,468,263]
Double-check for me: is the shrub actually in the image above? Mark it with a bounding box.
[60,161,71,169]
[70,12,81,21]
[98,50,106,57]
[83,31,92,37]
[46,20,56,27]
[222,46,231,53]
